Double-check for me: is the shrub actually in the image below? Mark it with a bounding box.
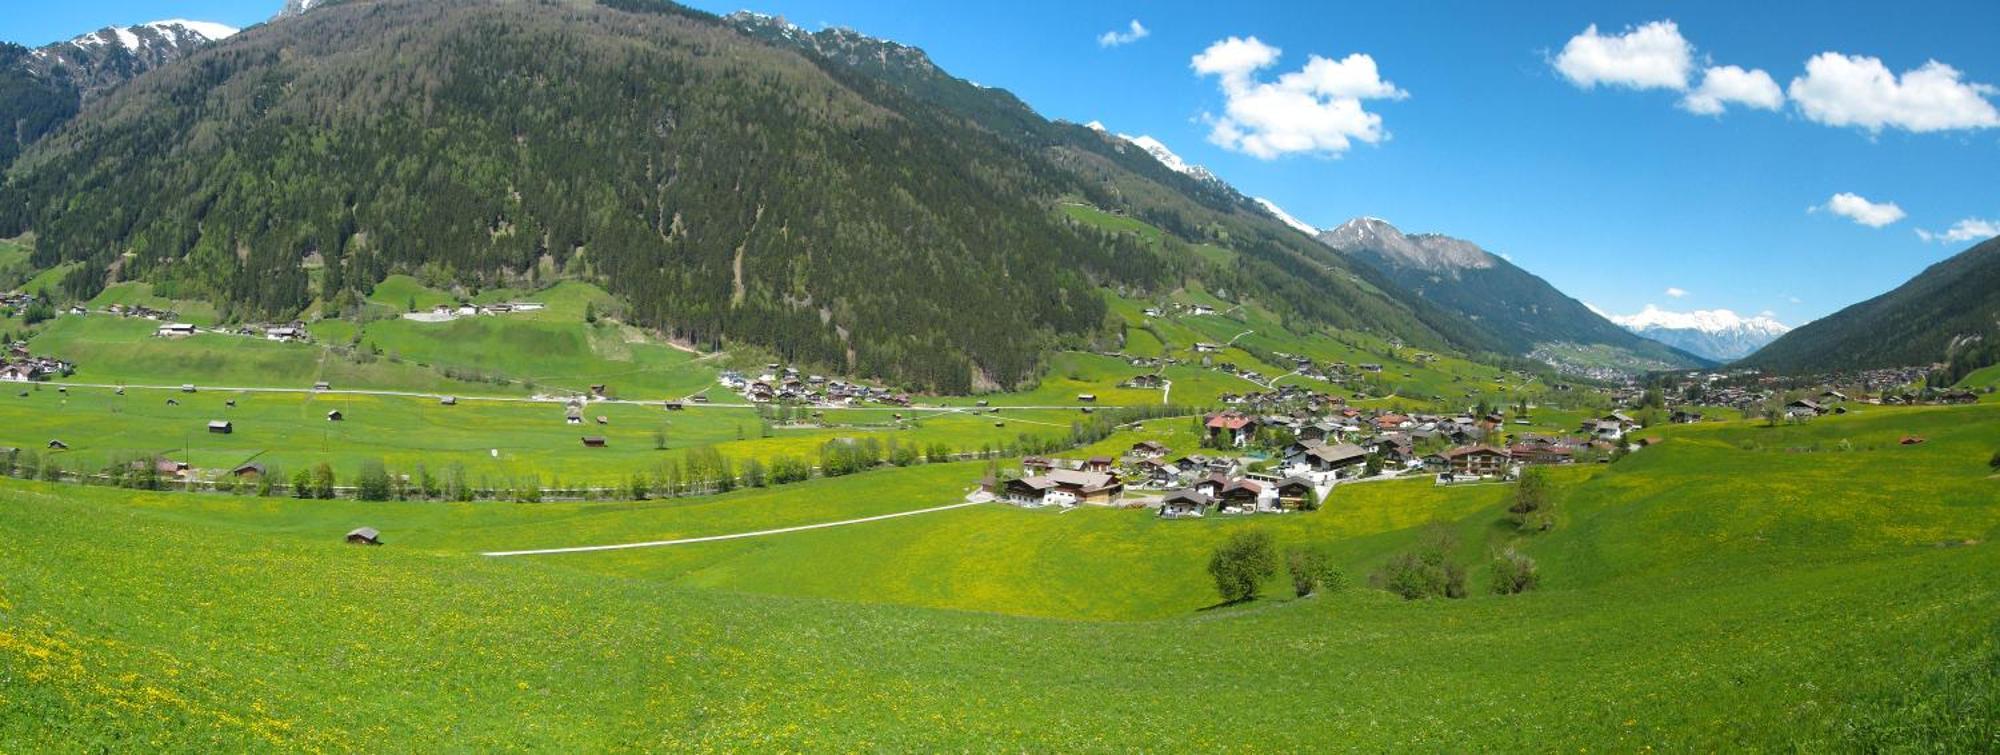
[1490,548,1540,595]
[1286,548,1332,597]
[355,460,393,501]
[627,472,650,501]
[311,462,336,499]
[1371,528,1467,600]
[1990,449,2000,470]
[1509,467,1555,532]
[1208,530,1278,603]
[293,468,314,499]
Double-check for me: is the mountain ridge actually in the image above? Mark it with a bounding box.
[1610,305,1789,362]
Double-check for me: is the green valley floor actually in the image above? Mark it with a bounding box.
[1,404,1995,750]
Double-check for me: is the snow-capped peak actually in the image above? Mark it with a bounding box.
[1610,305,1789,335]
[1254,198,1319,236]
[1119,134,1202,177]
[145,20,240,42]
[1084,120,1107,132]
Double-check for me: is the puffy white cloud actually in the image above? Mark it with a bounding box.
[1681,65,1784,114]
[1665,287,1688,298]
[1814,192,1906,228]
[1554,21,1693,91]
[1789,53,2000,132]
[1097,19,1149,48]
[1191,36,1407,160]
[1916,217,2000,244]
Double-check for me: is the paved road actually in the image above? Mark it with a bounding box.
[481,500,985,557]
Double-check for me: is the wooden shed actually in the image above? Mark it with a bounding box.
[581,436,608,448]
[345,527,382,545]
[207,420,233,434]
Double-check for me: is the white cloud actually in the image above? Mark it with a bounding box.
[1191,36,1407,160]
[1916,217,2000,244]
[1814,192,1906,228]
[1553,21,1693,91]
[1097,19,1149,48]
[1681,65,1784,114]
[1789,53,2000,132]
[1665,287,1688,298]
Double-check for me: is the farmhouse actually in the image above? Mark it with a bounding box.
[1204,411,1258,447]
[1285,440,1367,475]
[46,439,67,450]
[1274,478,1317,509]
[1215,480,1263,514]
[1786,399,1826,418]
[1001,469,1122,507]
[231,462,265,478]
[1129,440,1169,459]
[1157,489,1212,518]
[439,396,457,406]
[207,420,233,434]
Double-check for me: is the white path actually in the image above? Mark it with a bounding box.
[481,500,984,557]
[44,380,1145,413]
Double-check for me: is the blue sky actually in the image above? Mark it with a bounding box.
[10,1,1999,327]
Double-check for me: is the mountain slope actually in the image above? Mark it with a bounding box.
[0,20,234,168]
[1318,218,1706,372]
[1739,234,2000,374]
[1,0,1484,392]
[1611,306,1789,362]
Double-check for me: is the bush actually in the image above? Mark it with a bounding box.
[293,468,314,499]
[1509,466,1555,532]
[1990,449,2000,470]
[1208,530,1278,603]
[1371,528,1467,600]
[627,472,650,501]
[1490,548,1540,595]
[1286,548,1332,597]
[311,462,337,499]
[355,460,392,501]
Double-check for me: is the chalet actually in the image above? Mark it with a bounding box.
[1786,399,1827,418]
[1939,391,1978,405]
[46,439,67,450]
[207,420,233,434]
[1216,480,1263,513]
[1169,455,1207,474]
[1440,446,1511,477]
[1285,440,1368,475]
[581,436,608,448]
[156,323,198,338]
[231,462,266,478]
[265,326,306,342]
[1820,390,1850,403]
[1022,456,1055,474]
[1189,304,1216,315]
[565,407,584,425]
[1082,456,1115,473]
[1120,374,1165,389]
[1669,409,1704,424]
[313,381,332,391]
[1076,393,1097,403]
[1132,459,1178,488]
[1193,342,1223,353]
[1581,419,1626,441]
[345,527,382,545]
[1507,442,1574,465]
[1274,477,1317,510]
[1375,414,1413,431]
[1204,411,1258,447]
[1002,469,1122,507]
[596,416,610,425]
[590,384,608,397]
[326,410,343,422]
[1158,489,1212,519]
[1129,440,1169,459]
[664,401,684,411]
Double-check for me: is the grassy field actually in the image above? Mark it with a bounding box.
[0,403,1992,749]
[0,384,1083,485]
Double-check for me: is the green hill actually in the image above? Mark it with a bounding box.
[1741,234,2000,376]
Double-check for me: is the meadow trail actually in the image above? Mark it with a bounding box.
[480,500,986,557]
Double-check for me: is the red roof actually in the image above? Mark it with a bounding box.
[1206,413,1253,430]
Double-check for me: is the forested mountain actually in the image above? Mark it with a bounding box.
[0,21,233,169]
[1318,218,1706,371]
[1739,234,2000,378]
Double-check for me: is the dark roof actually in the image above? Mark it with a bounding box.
[347,527,380,540]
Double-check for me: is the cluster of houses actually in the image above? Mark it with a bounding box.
[0,343,74,383]
[401,301,546,322]
[720,365,912,407]
[990,443,1326,518]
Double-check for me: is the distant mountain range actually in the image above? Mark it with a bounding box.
[1314,217,1707,372]
[1739,234,2000,375]
[1609,306,1790,362]
[0,19,234,168]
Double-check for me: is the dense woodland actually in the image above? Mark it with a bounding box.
[1,0,1492,392]
[1742,235,2000,375]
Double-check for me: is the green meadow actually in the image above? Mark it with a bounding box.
[0,404,1993,749]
